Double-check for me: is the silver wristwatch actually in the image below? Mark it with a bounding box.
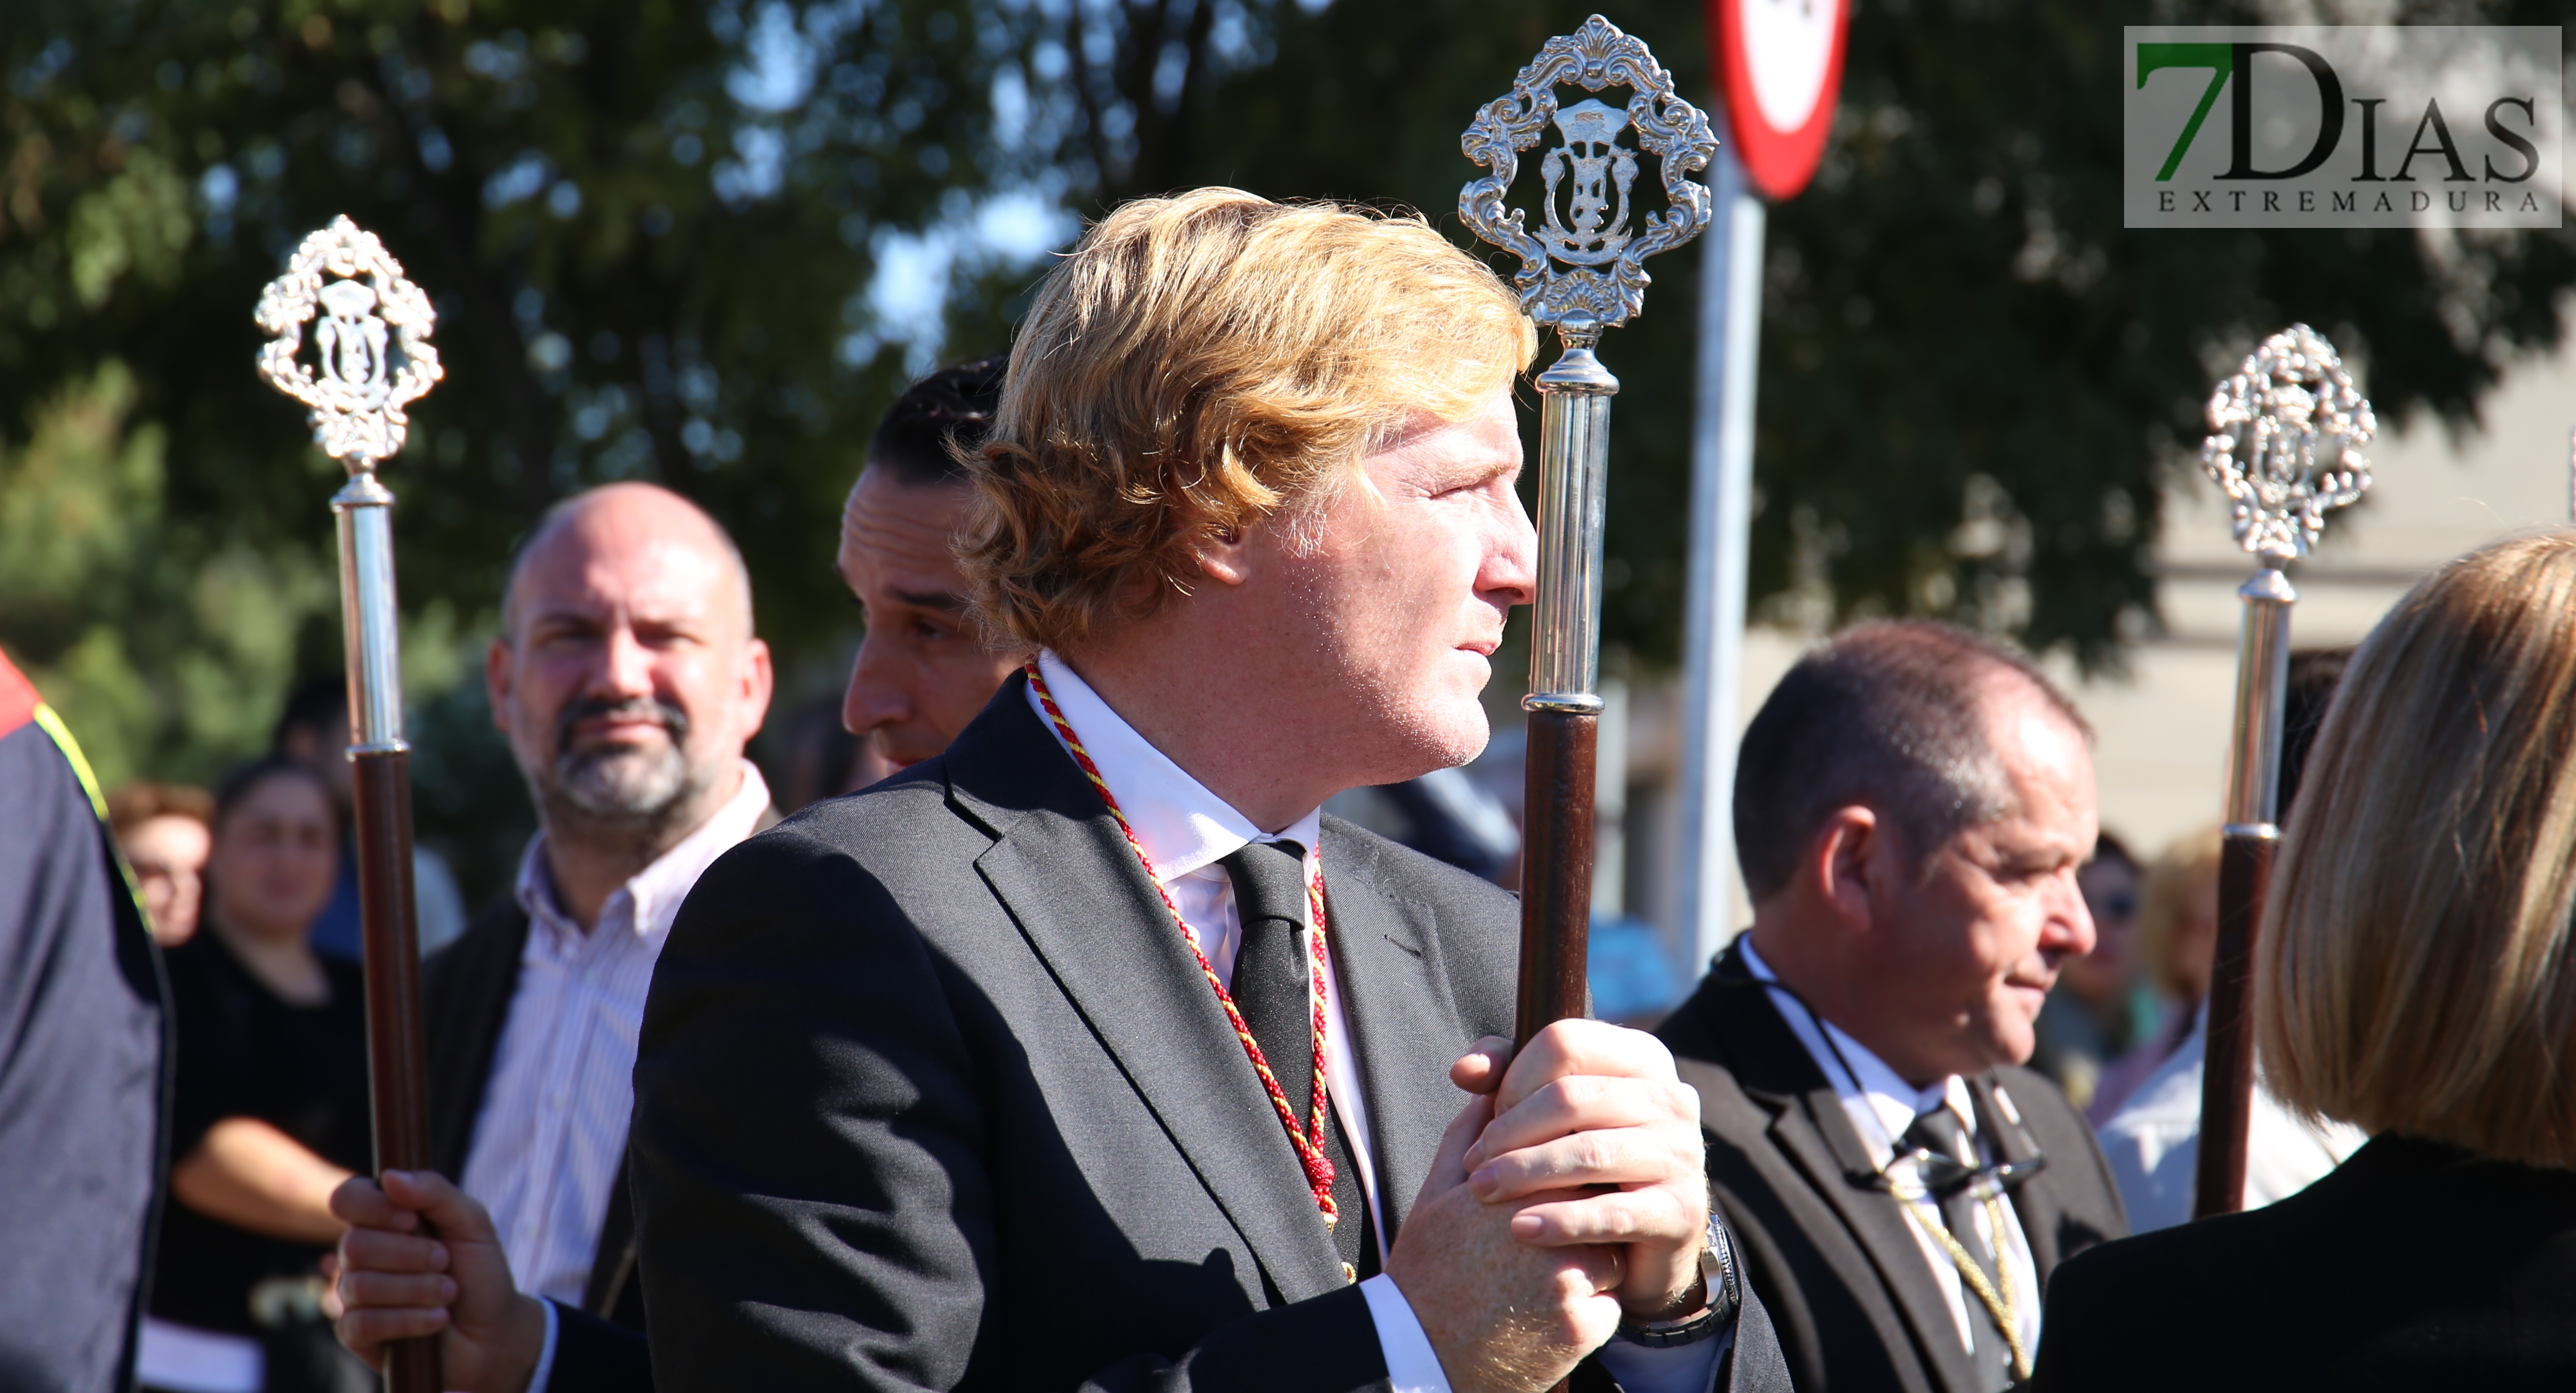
[1616,1211,1742,1350]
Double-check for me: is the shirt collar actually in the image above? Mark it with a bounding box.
[515,758,773,946]
[1739,937,1972,1153]
[1026,650,1320,882]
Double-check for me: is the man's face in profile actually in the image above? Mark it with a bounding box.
[837,466,1024,769]
[1259,387,1536,784]
[1873,688,2101,1076]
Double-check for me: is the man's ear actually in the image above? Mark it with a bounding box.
[485,637,514,736]
[1179,516,1255,589]
[738,637,776,740]
[1811,806,1880,935]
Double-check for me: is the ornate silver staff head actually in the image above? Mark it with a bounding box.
[253,215,444,757]
[1458,13,1718,349]
[256,215,443,472]
[2201,324,2374,569]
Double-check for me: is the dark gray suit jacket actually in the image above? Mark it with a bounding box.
[632,676,1786,1393]
[1660,945,2126,1393]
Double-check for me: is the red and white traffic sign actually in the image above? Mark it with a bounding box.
[1709,0,1850,199]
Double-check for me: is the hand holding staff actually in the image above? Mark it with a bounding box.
[256,218,446,1393]
[2190,324,2371,1220]
[1457,16,1717,1045]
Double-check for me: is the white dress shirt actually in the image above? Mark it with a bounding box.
[1739,940,2043,1363]
[2095,1009,2366,1234]
[1028,653,1723,1393]
[461,760,772,1308]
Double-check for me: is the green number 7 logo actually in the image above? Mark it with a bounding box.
[2138,43,2232,181]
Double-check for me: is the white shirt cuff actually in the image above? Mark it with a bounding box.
[525,1297,562,1393]
[1360,1273,1451,1393]
[1597,1329,1733,1393]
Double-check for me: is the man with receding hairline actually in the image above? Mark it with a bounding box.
[325,481,775,1393]
[1658,619,2128,1393]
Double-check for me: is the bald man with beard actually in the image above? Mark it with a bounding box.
[328,482,774,1393]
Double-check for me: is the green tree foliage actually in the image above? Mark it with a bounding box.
[1177,0,2576,671]
[2,0,2570,799]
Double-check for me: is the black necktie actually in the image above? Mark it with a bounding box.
[1220,839,1375,1281]
[1903,1105,2015,1391]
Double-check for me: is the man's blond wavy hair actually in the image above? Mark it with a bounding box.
[958,187,1536,654]
[2259,530,2576,1166]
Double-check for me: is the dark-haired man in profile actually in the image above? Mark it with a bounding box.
[1658,620,2128,1393]
[837,354,1027,774]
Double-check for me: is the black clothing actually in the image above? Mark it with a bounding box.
[2036,1133,2576,1391]
[1896,1110,2010,1391]
[0,684,169,1393]
[421,903,651,1391]
[150,934,372,1337]
[630,675,1791,1393]
[1219,840,1373,1280]
[1659,945,2126,1393]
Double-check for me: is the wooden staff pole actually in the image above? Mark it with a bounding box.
[2186,325,2371,1221]
[335,481,441,1393]
[258,218,446,1393]
[2191,569,2290,1219]
[1456,16,1719,1047]
[1516,368,1616,1044]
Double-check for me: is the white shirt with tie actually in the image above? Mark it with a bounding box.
[1027,651,1724,1393]
[1739,939,2044,1363]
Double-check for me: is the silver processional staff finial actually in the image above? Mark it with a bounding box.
[2200,323,2374,568]
[2189,323,2372,1227]
[1459,13,1719,344]
[255,214,444,471]
[1455,16,1714,1046]
[250,217,446,1393]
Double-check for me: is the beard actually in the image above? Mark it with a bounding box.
[531,695,709,840]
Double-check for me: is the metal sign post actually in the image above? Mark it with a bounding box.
[1459,16,1717,1044]
[255,217,446,1393]
[1674,0,1848,972]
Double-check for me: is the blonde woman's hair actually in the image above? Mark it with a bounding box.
[2259,530,2576,1166]
[2139,823,2224,1000]
[958,187,1536,654]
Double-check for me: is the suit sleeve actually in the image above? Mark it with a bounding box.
[629,830,1388,1393]
[546,1304,655,1393]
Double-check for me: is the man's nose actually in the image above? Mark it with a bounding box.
[1483,492,1541,609]
[593,623,656,700]
[2046,869,2099,960]
[842,637,912,736]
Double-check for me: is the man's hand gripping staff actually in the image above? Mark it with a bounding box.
[1388,1019,1713,1393]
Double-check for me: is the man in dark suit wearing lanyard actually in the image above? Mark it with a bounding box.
[629,188,1778,1393]
[1658,621,2129,1393]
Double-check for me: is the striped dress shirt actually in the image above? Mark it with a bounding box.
[460,761,771,1307]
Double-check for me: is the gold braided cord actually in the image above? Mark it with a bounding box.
[1898,1192,2031,1382]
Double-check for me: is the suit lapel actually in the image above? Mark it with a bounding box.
[1316,821,1471,1242]
[1969,1074,2063,1277]
[1709,963,1985,1393]
[950,680,1346,1305]
[425,905,531,1180]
